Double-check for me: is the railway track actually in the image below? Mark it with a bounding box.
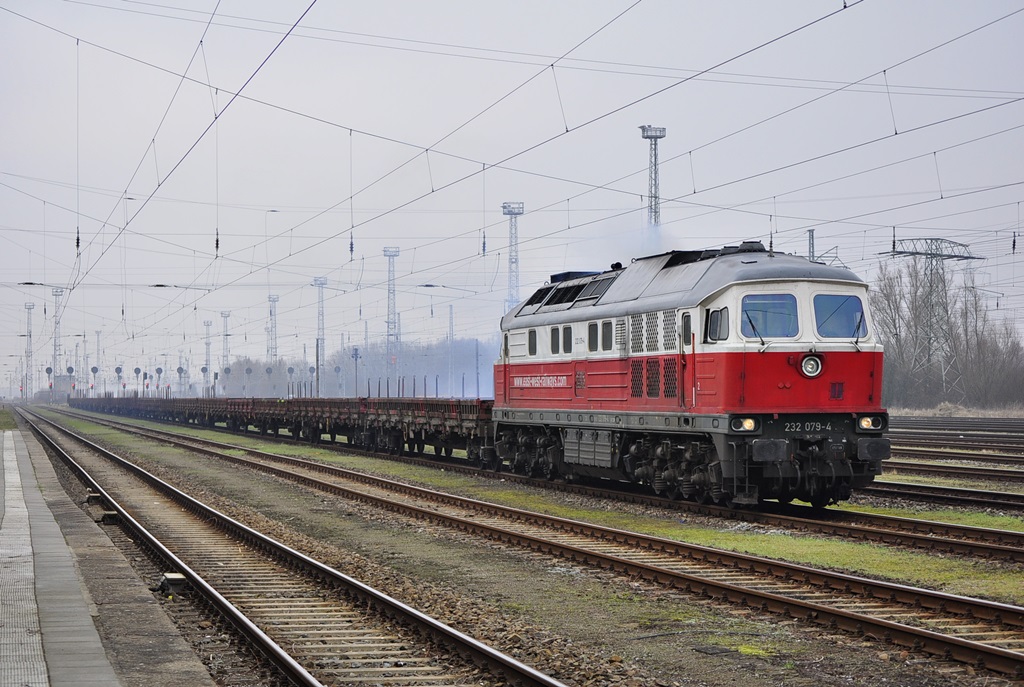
[883,459,1024,484]
[34,407,1024,677]
[861,481,1024,511]
[891,417,1024,434]
[890,418,1024,460]
[21,408,566,687]
[890,445,1024,467]
[890,432,1024,456]
[50,407,1024,563]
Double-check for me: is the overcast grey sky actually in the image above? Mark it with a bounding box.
[1,0,1022,392]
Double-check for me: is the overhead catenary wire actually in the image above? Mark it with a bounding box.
[4,2,1019,364]
[7,0,1017,283]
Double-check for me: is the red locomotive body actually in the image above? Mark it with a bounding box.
[491,242,889,506]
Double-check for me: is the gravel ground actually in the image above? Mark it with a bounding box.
[56,425,1023,687]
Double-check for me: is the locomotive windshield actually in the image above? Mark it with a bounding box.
[814,294,867,338]
[740,294,798,338]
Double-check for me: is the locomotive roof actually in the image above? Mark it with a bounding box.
[503,241,865,328]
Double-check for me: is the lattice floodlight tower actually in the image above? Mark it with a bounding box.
[267,295,280,361]
[52,287,64,376]
[220,311,231,372]
[383,248,400,375]
[25,303,34,398]
[203,320,213,390]
[312,277,327,395]
[889,238,982,400]
[502,202,523,313]
[639,125,666,227]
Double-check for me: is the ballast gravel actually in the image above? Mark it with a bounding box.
[53,427,1019,687]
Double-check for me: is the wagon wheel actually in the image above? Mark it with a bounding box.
[415,439,425,454]
[444,444,454,458]
[484,448,503,472]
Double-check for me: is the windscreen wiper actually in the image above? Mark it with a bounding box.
[744,311,766,347]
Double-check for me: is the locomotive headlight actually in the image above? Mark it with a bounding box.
[858,416,883,430]
[730,417,758,432]
[800,355,823,378]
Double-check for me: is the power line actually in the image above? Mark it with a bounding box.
[58,0,1024,102]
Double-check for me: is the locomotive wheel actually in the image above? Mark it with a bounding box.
[444,444,454,457]
[537,457,557,481]
[810,493,831,509]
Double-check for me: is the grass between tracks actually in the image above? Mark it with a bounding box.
[50,409,1024,608]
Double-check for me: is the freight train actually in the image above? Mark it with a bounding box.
[71,241,889,508]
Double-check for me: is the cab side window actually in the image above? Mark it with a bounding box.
[528,329,537,356]
[601,320,613,351]
[704,307,729,342]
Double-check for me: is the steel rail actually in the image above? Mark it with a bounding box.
[891,433,1024,455]
[890,445,1024,466]
[860,481,1024,511]
[891,418,1024,433]
[51,407,1024,562]
[17,409,326,687]
[39,409,1024,676]
[884,459,1024,483]
[23,408,569,687]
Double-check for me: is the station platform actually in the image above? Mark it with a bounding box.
[0,423,216,687]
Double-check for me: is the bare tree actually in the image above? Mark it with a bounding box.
[871,258,1024,408]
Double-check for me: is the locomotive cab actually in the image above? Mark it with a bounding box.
[694,279,889,506]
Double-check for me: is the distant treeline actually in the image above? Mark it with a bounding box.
[870,256,1024,409]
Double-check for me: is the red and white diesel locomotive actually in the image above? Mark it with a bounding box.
[72,241,889,508]
[492,241,889,507]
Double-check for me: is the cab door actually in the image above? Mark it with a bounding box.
[681,312,694,409]
[500,333,510,404]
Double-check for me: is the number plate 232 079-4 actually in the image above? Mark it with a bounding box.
[784,421,832,433]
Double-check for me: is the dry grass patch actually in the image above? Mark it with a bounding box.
[876,473,1024,495]
[842,501,1024,532]
[0,407,17,430]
